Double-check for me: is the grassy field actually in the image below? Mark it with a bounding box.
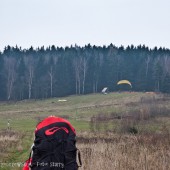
[0,92,170,170]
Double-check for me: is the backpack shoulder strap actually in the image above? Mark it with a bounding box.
[77,149,82,168]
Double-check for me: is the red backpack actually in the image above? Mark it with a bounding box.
[23,116,82,170]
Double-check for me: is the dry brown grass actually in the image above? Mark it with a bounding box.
[0,130,22,162]
[77,132,170,170]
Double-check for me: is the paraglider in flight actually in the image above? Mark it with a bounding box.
[117,80,132,88]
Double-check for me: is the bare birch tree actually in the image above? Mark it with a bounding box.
[48,66,53,97]
[145,55,151,77]
[4,57,17,100]
[81,57,88,94]
[46,56,58,97]
[161,55,170,76]
[73,58,81,94]
[93,53,103,93]
[24,56,35,99]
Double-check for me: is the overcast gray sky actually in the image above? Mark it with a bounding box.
[0,0,170,51]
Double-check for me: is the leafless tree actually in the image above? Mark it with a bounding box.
[73,57,88,94]
[82,57,88,94]
[24,56,35,99]
[46,56,58,97]
[73,58,81,94]
[153,57,161,91]
[48,66,53,97]
[161,55,170,76]
[145,55,151,77]
[4,57,18,100]
[93,53,103,93]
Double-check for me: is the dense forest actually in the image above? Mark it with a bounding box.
[0,44,170,101]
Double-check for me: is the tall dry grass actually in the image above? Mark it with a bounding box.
[0,130,23,162]
[77,132,170,170]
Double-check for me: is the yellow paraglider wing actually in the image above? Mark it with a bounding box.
[117,80,132,88]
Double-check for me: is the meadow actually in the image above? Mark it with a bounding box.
[0,92,169,170]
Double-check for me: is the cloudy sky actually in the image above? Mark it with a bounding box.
[0,0,170,51]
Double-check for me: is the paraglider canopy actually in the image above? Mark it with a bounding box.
[117,80,132,88]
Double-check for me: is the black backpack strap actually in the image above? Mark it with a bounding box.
[25,144,33,168]
[77,149,82,168]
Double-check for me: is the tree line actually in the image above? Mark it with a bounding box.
[0,44,170,101]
